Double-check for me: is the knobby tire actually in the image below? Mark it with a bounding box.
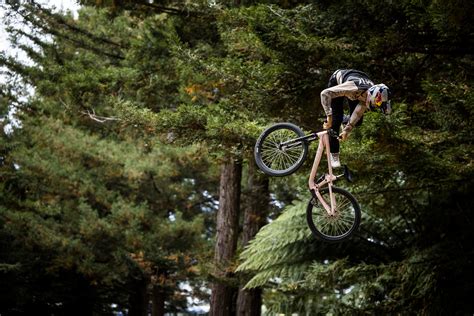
[306,186,361,242]
[254,123,308,177]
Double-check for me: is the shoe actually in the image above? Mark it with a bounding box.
[330,153,341,168]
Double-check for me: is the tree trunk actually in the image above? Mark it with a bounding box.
[210,158,242,316]
[236,288,262,316]
[128,276,148,316]
[151,285,165,316]
[237,158,268,316]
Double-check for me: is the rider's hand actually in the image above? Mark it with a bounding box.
[339,131,349,141]
[323,115,332,129]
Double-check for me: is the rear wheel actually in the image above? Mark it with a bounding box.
[254,123,308,177]
[306,187,360,242]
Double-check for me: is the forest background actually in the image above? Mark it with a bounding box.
[0,0,473,315]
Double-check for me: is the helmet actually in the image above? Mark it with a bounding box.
[367,84,391,114]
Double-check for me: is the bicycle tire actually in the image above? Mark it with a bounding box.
[254,123,309,177]
[306,186,361,242]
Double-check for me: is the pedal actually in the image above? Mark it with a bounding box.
[343,165,354,183]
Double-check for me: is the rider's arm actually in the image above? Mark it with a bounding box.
[343,104,366,133]
[320,81,360,117]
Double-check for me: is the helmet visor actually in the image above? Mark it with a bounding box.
[381,101,392,115]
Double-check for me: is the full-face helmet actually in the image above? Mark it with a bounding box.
[367,84,391,114]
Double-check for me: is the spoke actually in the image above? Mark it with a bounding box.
[262,142,278,150]
[259,128,304,172]
[318,216,332,234]
[280,150,296,168]
[312,192,356,237]
[285,147,303,160]
[339,213,355,228]
[333,197,355,235]
[274,151,285,169]
[261,149,279,162]
[261,130,297,170]
[336,198,351,210]
[333,217,349,235]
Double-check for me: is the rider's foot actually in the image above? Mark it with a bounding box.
[330,153,341,168]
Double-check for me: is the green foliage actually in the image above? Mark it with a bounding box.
[239,89,473,313]
[0,110,213,312]
[1,0,474,314]
[237,200,312,272]
[235,1,474,313]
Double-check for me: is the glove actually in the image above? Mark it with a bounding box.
[339,131,349,141]
[323,115,332,129]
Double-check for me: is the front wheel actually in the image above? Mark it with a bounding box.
[306,187,361,242]
[254,123,308,177]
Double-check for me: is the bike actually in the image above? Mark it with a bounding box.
[254,122,360,242]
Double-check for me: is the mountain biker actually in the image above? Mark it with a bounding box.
[320,69,391,168]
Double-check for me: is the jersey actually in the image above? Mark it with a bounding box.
[328,69,374,90]
[321,69,375,133]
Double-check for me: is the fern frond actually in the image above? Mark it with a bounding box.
[237,200,314,272]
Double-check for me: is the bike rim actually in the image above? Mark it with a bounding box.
[311,192,356,238]
[260,128,305,173]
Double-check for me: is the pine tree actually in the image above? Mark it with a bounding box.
[1,2,217,314]
[2,0,473,314]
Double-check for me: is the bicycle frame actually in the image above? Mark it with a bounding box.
[279,133,317,150]
[308,130,338,216]
[278,128,350,216]
[255,123,360,241]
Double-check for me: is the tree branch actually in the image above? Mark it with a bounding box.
[33,1,127,49]
[12,3,125,60]
[81,108,120,123]
[137,2,202,17]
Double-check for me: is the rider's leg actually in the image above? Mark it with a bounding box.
[329,97,344,168]
[329,97,344,153]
